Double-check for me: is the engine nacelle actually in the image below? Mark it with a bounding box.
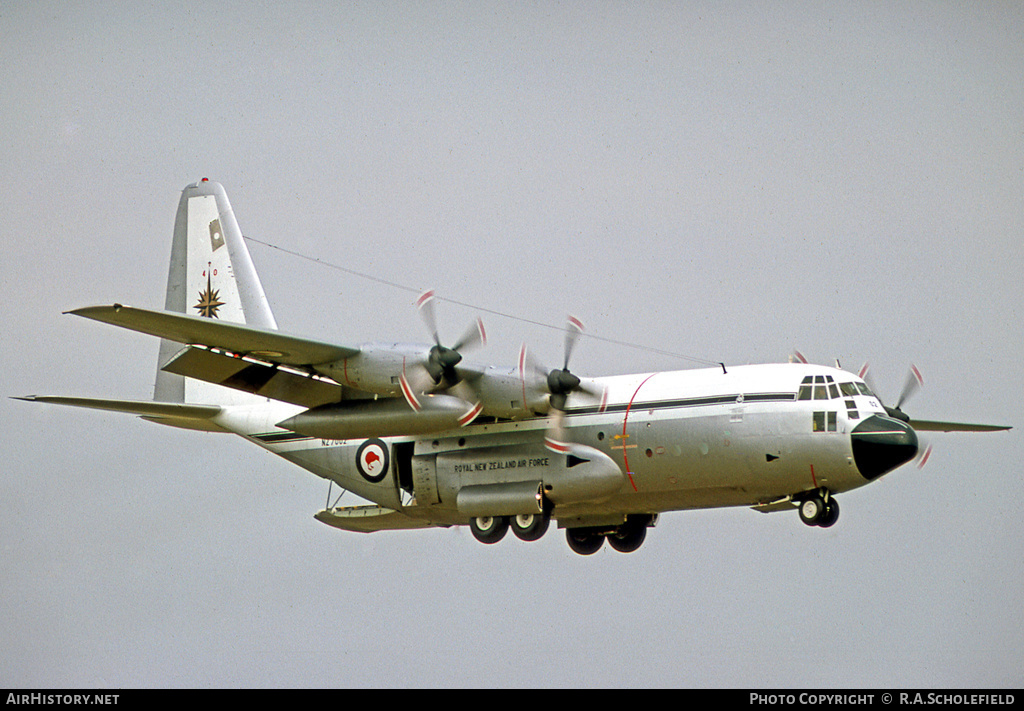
[276,394,474,440]
[315,344,429,397]
[468,366,549,419]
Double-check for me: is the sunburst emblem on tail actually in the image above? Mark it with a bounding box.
[194,262,225,318]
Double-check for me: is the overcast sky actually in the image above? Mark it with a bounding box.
[2,1,1022,688]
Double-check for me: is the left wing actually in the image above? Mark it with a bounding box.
[69,304,359,367]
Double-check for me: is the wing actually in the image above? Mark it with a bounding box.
[13,396,226,432]
[69,304,359,367]
[67,304,370,408]
[910,419,1012,433]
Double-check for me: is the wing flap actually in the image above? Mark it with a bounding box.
[69,305,359,366]
[162,346,347,408]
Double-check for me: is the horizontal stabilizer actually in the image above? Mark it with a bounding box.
[314,505,438,533]
[911,419,1012,433]
[69,305,359,367]
[15,396,227,432]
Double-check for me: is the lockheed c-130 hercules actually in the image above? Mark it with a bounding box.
[19,179,1011,555]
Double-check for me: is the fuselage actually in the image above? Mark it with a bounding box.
[211,362,917,527]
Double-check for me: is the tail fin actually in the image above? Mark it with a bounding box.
[155,179,277,403]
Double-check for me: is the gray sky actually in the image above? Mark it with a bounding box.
[2,1,1021,688]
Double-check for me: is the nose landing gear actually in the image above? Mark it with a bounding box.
[798,490,840,528]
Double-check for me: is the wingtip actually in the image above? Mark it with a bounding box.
[63,304,132,321]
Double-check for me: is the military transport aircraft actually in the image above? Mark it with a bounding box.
[18,180,1011,555]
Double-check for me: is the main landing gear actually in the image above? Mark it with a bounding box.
[566,516,650,555]
[798,489,840,528]
[469,512,551,544]
[468,513,653,554]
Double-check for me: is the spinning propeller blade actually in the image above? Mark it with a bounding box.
[519,315,608,453]
[415,290,487,386]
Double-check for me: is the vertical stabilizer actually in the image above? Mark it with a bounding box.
[155,179,277,403]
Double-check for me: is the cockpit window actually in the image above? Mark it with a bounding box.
[856,382,875,397]
[799,374,863,401]
[799,375,845,400]
[839,382,859,397]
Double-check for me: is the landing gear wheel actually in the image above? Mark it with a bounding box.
[817,498,840,528]
[607,520,647,553]
[510,512,550,542]
[799,495,826,526]
[470,516,509,544]
[565,528,604,555]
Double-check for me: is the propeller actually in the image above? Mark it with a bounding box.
[399,290,486,412]
[416,289,486,385]
[916,441,934,469]
[519,315,607,452]
[859,362,932,469]
[859,362,923,423]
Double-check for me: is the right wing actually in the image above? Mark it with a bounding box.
[910,419,1012,433]
[13,396,226,432]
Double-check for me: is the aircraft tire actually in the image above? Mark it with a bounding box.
[470,516,509,544]
[798,495,826,526]
[565,528,604,555]
[510,512,550,542]
[817,498,840,528]
[607,522,646,553]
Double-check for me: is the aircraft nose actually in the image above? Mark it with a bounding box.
[851,415,919,480]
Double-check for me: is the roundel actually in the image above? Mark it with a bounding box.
[355,439,390,483]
